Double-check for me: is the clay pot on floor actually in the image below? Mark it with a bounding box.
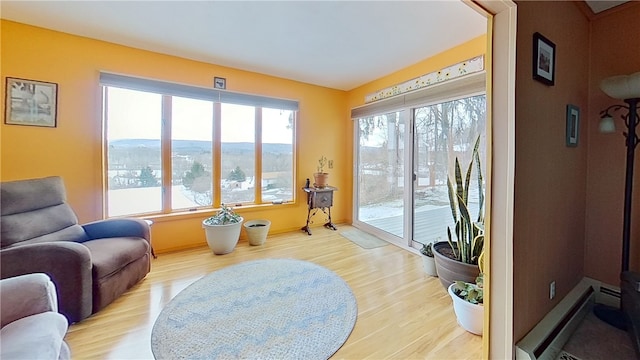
[433,241,480,289]
[243,219,271,246]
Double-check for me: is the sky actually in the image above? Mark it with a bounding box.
[106,87,293,144]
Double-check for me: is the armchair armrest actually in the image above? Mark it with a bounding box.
[0,242,92,323]
[0,273,57,327]
[82,218,150,241]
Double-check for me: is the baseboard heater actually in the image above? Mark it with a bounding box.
[515,278,596,360]
[599,285,621,304]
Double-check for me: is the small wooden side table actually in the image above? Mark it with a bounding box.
[301,186,337,235]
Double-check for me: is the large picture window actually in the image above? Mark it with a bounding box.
[102,73,297,217]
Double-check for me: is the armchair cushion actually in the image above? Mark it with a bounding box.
[83,218,150,242]
[1,177,87,247]
[0,273,70,360]
[84,237,150,280]
[0,273,57,327]
[1,175,66,214]
[1,312,69,360]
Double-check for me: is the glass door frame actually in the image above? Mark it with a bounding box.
[351,73,487,254]
[351,109,412,248]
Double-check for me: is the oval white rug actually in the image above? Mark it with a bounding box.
[151,259,358,359]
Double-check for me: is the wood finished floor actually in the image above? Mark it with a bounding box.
[64,225,483,359]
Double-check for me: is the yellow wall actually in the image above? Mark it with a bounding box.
[347,35,486,109]
[0,20,348,253]
[1,20,487,254]
[0,20,487,257]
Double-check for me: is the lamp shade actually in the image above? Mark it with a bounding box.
[599,116,616,133]
[600,72,640,100]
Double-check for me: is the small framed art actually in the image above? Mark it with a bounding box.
[533,32,556,86]
[566,104,579,147]
[5,77,58,127]
[214,77,226,90]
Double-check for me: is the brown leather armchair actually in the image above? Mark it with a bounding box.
[0,176,151,323]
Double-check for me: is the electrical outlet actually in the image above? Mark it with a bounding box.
[328,160,333,169]
[550,281,556,300]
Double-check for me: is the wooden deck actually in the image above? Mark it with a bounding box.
[364,204,480,243]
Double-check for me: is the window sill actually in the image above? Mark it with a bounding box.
[138,201,297,224]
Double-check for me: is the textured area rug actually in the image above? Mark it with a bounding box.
[340,229,389,249]
[151,259,357,360]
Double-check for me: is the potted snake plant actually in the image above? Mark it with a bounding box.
[433,136,484,288]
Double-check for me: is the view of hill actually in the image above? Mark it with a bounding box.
[109,139,292,154]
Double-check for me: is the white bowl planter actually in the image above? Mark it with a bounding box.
[448,283,484,335]
[202,217,244,255]
[243,219,271,246]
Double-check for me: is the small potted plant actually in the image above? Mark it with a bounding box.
[448,273,484,335]
[202,204,243,255]
[313,155,329,188]
[419,241,438,277]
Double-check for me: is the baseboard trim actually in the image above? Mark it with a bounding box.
[516,278,596,360]
[600,285,621,299]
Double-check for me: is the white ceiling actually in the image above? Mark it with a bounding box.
[0,1,488,91]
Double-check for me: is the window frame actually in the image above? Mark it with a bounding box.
[101,73,298,218]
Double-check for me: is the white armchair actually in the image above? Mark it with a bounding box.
[0,273,70,359]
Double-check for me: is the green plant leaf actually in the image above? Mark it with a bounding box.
[463,159,473,205]
[454,158,464,202]
[447,177,457,223]
[458,194,473,263]
[204,204,241,225]
[473,137,484,223]
[444,135,484,266]
[447,226,459,260]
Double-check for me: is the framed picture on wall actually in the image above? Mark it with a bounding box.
[566,104,580,147]
[532,32,556,86]
[4,77,58,127]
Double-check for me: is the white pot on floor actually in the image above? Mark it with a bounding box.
[243,219,271,246]
[422,255,438,277]
[202,218,244,255]
[448,283,484,335]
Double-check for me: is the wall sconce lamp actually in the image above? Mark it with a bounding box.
[594,72,640,331]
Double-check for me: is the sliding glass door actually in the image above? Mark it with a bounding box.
[354,94,486,250]
[412,95,486,246]
[356,111,405,238]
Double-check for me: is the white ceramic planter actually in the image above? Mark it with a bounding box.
[448,283,484,335]
[422,255,438,277]
[202,217,243,255]
[243,219,271,246]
